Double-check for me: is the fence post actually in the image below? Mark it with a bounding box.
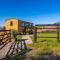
[9,30,11,42]
[34,27,37,43]
[57,24,59,42]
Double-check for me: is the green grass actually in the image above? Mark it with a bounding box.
[15,35,22,43]
[37,33,58,37]
[36,33,60,46]
[16,35,22,40]
[30,33,60,56]
[32,33,60,42]
[37,33,60,40]
[35,26,45,28]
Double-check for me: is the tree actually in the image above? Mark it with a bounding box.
[53,22,60,25]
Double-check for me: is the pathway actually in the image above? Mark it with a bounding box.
[22,35,33,44]
[0,42,13,59]
[0,35,33,59]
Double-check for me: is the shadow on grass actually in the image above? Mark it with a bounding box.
[30,55,60,60]
[2,55,60,60]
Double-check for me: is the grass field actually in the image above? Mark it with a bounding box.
[28,33,60,57]
[37,33,60,40]
[25,26,60,60]
[35,26,45,28]
[36,33,60,47]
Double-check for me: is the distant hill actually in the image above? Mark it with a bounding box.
[53,22,60,25]
[35,22,60,26]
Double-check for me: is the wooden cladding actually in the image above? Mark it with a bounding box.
[6,19,33,32]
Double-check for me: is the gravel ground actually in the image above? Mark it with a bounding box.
[22,35,33,44]
[0,35,33,59]
[0,42,13,59]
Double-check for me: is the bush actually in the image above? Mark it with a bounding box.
[12,30,21,42]
[12,30,19,37]
[15,35,22,41]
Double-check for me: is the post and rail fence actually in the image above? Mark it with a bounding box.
[34,24,60,43]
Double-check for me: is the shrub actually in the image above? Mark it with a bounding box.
[12,30,19,37]
[12,30,21,42]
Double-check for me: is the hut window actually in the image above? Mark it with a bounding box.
[10,21,13,26]
[21,22,25,27]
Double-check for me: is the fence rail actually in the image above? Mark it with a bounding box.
[34,24,60,43]
[0,30,11,50]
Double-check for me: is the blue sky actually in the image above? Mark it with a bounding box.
[0,0,60,26]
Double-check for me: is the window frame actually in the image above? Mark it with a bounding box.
[10,21,13,26]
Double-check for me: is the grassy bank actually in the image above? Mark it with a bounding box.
[29,33,60,57]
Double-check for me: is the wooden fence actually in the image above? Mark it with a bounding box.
[0,30,11,50]
[34,24,60,43]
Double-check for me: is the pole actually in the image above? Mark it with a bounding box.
[57,24,59,42]
[34,27,37,43]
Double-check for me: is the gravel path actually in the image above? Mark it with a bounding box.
[22,35,33,44]
[0,35,33,59]
[0,42,13,59]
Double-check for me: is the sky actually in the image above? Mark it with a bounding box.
[0,0,60,26]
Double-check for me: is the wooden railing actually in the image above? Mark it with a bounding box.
[34,24,60,43]
[0,30,11,50]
